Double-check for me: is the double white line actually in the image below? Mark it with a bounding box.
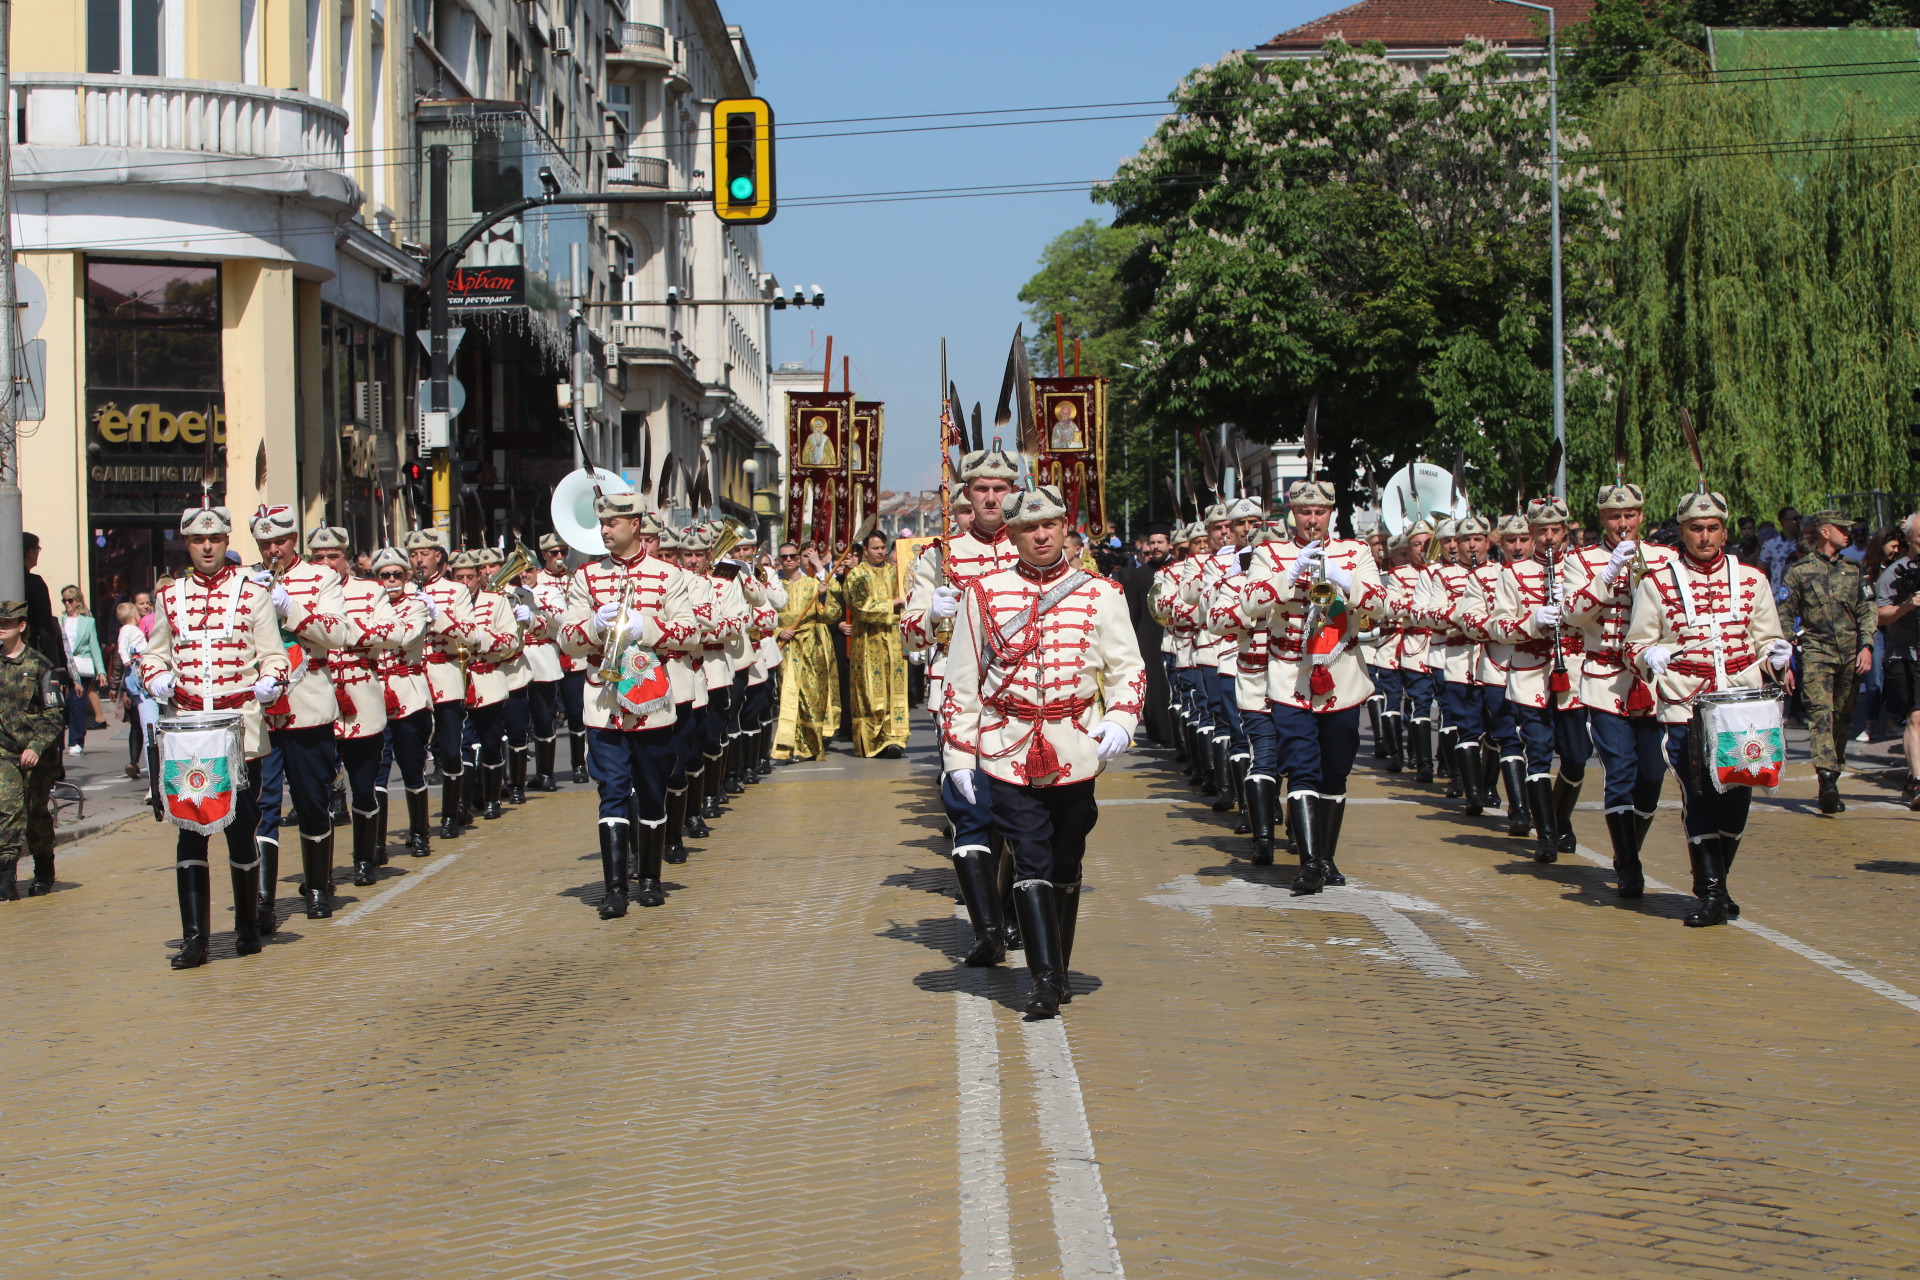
[954,912,1127,1279]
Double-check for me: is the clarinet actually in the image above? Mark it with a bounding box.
[1548,542,1570,694]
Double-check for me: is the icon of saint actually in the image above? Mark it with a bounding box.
[1050,400,1085,451]
[799,416,838,468]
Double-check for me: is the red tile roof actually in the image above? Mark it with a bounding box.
[1258,0,1597,52]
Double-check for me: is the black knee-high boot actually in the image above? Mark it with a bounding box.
[171,857,211,970]
[507,747,529,805]
[374,787,390,864]
[1527,777,1558,863]
[1412,719,1435,784]
[598,822,629,919]
[255,837,281,935]
[1055,881,1082,1003]
[1288,793,1325,896]
[1368,695,1387,757]
[1552,776,1581,854]
[1605,809,1644,898]
[664,786,690,864]
[350,808,380,886]
[633,821,666,907]
[1210,738,1235,812]
[482,762,505,820]
[1479,738,1502,808]
[1320,795,1348,886]
[1501,758,1532,837]
[1014,882,1064,1017]
[533,737,558,792]
[1384,714,1405,773]
[569,732,589,784]
[953,849,1007,967]
[1437,725,1455,779]
[1718,832,1742,920]
[1456,744,1486,817]
[405,787,432,858]
[684,768,711,838]
[1245,775,1278,865]
[229,856,262,957]
[440,772,463,840]
[995,838,1021,950]
[1683,837,1729,927]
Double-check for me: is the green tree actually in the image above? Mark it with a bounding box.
[1098,41,1607,523]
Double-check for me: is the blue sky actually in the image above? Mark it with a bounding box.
[722,0,1326,493]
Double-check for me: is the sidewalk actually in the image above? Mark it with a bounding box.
[49,713,161,848]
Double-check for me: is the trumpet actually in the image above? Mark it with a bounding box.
[601,578,637,677]
[487,543,536,594]
[1306,552,1344,610]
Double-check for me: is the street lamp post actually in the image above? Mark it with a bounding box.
[1496,0,1565,501]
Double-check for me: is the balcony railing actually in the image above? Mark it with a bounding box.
[14,74,349,171]
[614,320,697,369]
[623,22,667,49]
[612,22,674,67]
[608,155,669,188]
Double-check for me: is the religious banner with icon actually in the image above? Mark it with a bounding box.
[1028,376,1110,533]
[786,389,856,552]
[850,400,885,542]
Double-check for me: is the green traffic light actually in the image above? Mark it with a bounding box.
[730,175,756,201]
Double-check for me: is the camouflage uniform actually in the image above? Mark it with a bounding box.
[0,603,68,899]
[1782,537,1876,774]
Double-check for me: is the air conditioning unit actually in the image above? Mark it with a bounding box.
[551,24,574,55]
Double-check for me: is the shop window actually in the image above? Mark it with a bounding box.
[85,260,221,390]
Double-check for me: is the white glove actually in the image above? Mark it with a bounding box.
[1090,720,1130,761]
[513,604,533,624]
[1214,547,1240,570]
[1642,644,1672,675]
[1765,639,1794,670]
[252,677,282,705]
[147,671,176,702]
[413,589,441,621]
[591,601,622,638]
[1288,542,1324,585]
[1532,605,1562,631]
[249,569,273,587]
[1323,559,1354,593]
[1599,540,1636,586]
[624,611,650,641]
[270,584,293,617]
[948,768,977,806]
[930,585,962,620]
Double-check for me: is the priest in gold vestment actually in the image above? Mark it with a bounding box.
[773,544,842,762]
[844,530,912,758]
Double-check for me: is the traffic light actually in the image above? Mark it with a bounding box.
[711,97,775,225]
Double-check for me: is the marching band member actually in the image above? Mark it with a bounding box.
[1241,479,1387,895]
[308,528,406,887]
[655,523,712,859]
[369,547,438,858]
[405,528,484,840]
[476,547,537,807]
[140,503,291,968]
[1461,515,1534,836]
[1390,522,1440,784]
[1158,523,1212,794]
[1367,536,1409,773]
[683,525,749,822]
[539,535,591,785]
[1627,489,1792,928]
[1563,483,1678,897]
[249,505,351,921]
[1204,522,1283,863]
[1186,499,1264,814]
[448,551,522,821]
[902,445,1022,966]
[526,534,571,793]
[1416,515,1494,810]
[1429,517,1461,788]
[738,548,788,786]
[557,496,700,918]
[942,485,1145,1016]
[1488,497,1591,864]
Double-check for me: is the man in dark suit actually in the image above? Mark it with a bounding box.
[1122,523,1174,744]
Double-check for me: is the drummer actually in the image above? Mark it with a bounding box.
[138,503,292,969]
[1626,489,1793,928]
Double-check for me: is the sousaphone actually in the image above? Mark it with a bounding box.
[549,467,632,556]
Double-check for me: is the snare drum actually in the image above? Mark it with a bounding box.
[156,711,248,835]
[1689,687,1785,794]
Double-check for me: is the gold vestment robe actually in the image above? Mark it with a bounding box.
[773,573,841,761]
[843,560,910,755]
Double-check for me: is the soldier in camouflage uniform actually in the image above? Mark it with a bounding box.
[1781,509,1877,814]
[0,600,67,900]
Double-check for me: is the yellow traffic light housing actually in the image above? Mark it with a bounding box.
[712,98,776,225]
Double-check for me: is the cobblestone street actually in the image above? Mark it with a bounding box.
[5,714,1919,1279]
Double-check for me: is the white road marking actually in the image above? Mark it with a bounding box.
[1569,844,1920,1015]
[953,910,1013,1280]
[329,853,466,927]
[1018,1012,1128,1279]
[1146,875,1475,979]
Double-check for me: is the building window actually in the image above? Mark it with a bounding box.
[87,0,164,76]
[86,260,221,391]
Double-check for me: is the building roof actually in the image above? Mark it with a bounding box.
[1257,0,1597,54]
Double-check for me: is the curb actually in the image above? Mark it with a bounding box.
[53,809,150,850]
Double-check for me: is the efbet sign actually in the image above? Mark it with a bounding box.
[92,401,228,446]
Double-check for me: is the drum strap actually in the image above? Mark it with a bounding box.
[1669,556,1738,687]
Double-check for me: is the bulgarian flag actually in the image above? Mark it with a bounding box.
[1703,699,1785,793]
[161,728,242,835]
[1306,595,1352,696]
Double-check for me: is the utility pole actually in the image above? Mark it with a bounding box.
[0,0,22,602]
[426,144,457,546]
[1496,0,1566,500]
[568,242,590,473]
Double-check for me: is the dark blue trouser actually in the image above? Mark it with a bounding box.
[1272,703,1361,796]
[1177,668,1210,730]
[559,671,587,734]
[728,672,749,740]
[528,679,559,743]
[468,702,506,768]
[1373,666,1404,716]
[430,700,466,776]
[504,687,531,752]
[1480,685,1522,755]
[1401,669,1439,726]
[1589,710,1667,815]
[1205,667,1246,753]
[703,685,732,760]
[992,778,1097,885]
[1443,682,1484,739]
[589,723,677,826]
[1244,708,1280,780]
[741,679,771,734]
[943,767,996,856]
[1667,724,1752,841]
[665,702,704,790]
[339,734,383,814]
[377,709,433,793]
[1513,702,1592,783]
[259,725,339,842]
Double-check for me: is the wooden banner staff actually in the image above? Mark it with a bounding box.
[1055,312,1067,378]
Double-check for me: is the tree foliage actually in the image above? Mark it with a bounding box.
[1096,42,1603,522]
